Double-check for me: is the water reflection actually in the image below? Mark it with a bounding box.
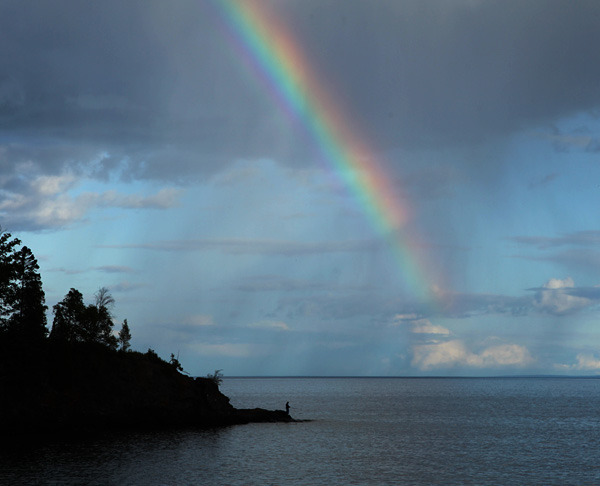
[1,427,236,485]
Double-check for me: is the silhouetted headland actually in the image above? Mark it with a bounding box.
[0,229,295,435]
[0,342,295,434]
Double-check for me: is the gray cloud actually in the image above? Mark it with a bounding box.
[96,265,136,274]
[235,274,375,294]
[49,265,135,275]
[439,279,600,318]
[509,231,600,274]
[235,275,331,293]
[108,281,148,294]
[273,286,531,326]
[0,0,262,181]
[509,231,600,250]
[276,292,392,323]
[536,126,600,154]
[434,290,531,319]
[100,237,380,256]
[276,279,597,326]
[528,173,559,190]
[1,0,599,186]
[524,249,600,274]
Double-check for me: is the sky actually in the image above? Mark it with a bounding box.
[2,0,600,376]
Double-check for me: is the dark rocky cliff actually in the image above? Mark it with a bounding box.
[0,342,292,433]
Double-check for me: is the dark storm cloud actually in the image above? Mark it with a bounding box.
[278,0,600,148]
[2,0,600,183]
[0,0,276,181]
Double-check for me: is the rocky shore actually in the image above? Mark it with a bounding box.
[0,343,294,434]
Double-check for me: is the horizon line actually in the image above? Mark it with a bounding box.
[218,374,600,379]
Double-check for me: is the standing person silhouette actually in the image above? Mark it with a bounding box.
[285,401,290,415]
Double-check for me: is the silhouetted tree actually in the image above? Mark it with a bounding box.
[118,319,132,351]
[0,230,47,342]
[8,246,47,341]
[51,287,118,349]
[51,288,86,342]
[95,287,115,311]
[0,228,21,320]
[0,230,21,331]
[88,287,117,349]
[207,369,223,386]
[169,353,183,372]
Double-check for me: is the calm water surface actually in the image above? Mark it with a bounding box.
[2,377,600,485]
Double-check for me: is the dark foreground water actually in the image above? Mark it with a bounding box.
[2,377,600,485]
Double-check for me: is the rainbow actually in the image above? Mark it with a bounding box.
[212,0,439,302]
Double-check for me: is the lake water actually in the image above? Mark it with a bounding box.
[2,377,600,485]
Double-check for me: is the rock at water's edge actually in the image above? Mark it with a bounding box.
[232,408,295,424]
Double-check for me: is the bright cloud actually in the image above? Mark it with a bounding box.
[411,319,451,335]
[412,340,534,371]
[574,353,600,370]
[544,277,575,290]
[533,277,593,315]
[0,174,183,230]
[556,353,600,372]
[32,174,78,196]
